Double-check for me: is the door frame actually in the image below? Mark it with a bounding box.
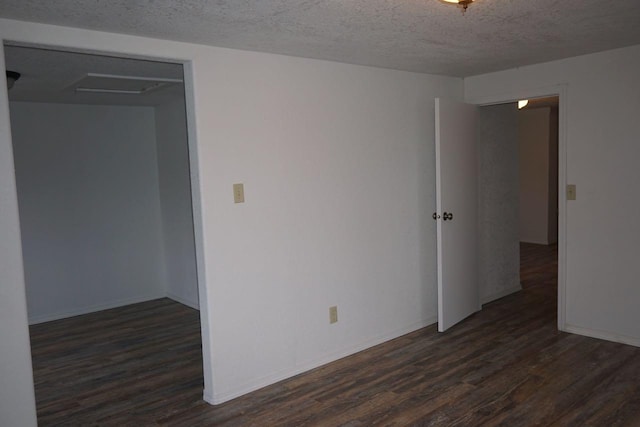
[0,38,215,401]
[466,84,568,331]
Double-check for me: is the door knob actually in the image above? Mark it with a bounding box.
[432,212,441,220]
[443,212,453,221]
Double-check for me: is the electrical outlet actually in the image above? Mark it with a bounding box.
[329,306,338,324]
[233,183,245,203]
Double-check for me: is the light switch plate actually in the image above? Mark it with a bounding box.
[233,183,245,203]
[567,184,576,201]
[329,306,338,324]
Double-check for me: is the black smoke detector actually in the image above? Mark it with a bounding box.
[6,70,21,90]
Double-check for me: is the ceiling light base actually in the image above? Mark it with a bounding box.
[440,0,475,13]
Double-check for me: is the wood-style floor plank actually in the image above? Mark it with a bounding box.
[29,243,640,426]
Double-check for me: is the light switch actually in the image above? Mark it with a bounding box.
[329,306,338,324]
[233,183,245,203]
[567,184,576,201]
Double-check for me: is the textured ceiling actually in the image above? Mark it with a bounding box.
[1,1,640,77]
[5,46,184,106]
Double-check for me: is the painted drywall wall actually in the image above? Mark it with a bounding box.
[199,45,462,403]
[155,97,199,309]
[0,44,38,427]
[518,107,551,244]
[477,103,521,303]
[0,19,463,409]
[10,102,167,324]
[466,43,640,345]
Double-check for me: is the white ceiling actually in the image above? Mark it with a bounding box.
[2,0,640,77]
[5,46,185,106]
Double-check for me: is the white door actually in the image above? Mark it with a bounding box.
[435,98,479,332]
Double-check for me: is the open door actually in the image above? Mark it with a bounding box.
[435,98,480,332]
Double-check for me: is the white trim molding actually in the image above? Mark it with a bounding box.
[205,315,438,405]
[466,83,569,334]
[166,292,200,310]
[564,324,640,348]
[28,292,167,325]
[481,283,523,306]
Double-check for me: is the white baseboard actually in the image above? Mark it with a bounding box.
[564,324,640,348]
[520,239,550,245]
[203,388,214,404]
[481,283,522,305]
[205,315,438,405]
[166,292,200,310]
[28,292,166,325]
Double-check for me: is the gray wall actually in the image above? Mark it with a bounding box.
[155,97,199,308]
[518,107,552,244]
[467,44,640,344]
[10,102,168,323]
[477,103,521,303]
[0,18,466,409]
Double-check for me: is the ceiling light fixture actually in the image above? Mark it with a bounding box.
[6,70,21,90]
[439,0,475,13]
[518,100,529,109]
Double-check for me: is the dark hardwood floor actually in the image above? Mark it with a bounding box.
[30,243,640,426]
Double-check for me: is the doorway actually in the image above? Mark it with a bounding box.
[517,97,559,310]
[435,92,565,331]
[4,44,207,422]
[464,85,569,331]
[476,94,561,322]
